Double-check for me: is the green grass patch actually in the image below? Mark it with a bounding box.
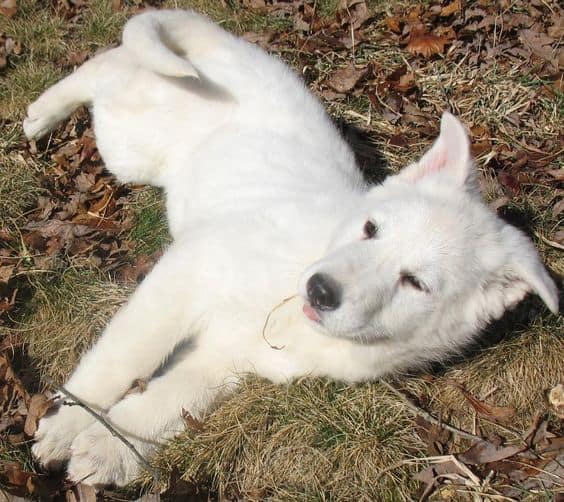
[0,439,35,472]
[79,1,129,50]
[0,61,63,120]
[316,0,340,19]
[129,187,171,256]
[0,154,43,228]
[0,0,68,62]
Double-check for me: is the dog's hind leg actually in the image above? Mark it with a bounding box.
[23,48,120,140]
[120,10,351,164]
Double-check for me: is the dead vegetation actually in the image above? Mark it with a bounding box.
[0,0,562,500]
[151,378,424,501]
[0,154,41,228]
[19,269,131,384]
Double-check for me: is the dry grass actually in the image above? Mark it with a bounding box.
[0,0,67,119]
[143,309,562,499]
[0,152,42,228]
[406,310,563,433]
[325,42,562,174]
[150,378,424,501]
[15,269,131,384]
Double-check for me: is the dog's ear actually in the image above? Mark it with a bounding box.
[396,112,478,191]
[468,225,559,324]
[500,225,559,314]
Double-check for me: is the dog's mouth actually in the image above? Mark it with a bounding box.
[303,302,321,323]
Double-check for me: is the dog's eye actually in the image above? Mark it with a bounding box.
[363,220,378,239]
[400,272,427,292]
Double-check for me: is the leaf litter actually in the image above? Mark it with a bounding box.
[0,0,562,500]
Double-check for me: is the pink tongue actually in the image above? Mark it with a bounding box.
[303,303,321,322]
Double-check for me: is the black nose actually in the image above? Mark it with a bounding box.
[306,273,341,311]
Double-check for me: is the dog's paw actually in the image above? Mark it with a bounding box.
[23,98,63,140]
[32,404,95,469]
[67,423,141,487]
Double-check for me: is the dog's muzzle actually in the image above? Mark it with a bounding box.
[306,273,341,311]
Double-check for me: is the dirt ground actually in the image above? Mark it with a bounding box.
[0,0,562,500]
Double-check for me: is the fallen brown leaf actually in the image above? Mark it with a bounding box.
[118,251,161,283]
[540,436,564,454]
[74,172,96,192]
[25,219,94,242]
[0,0,16,18]
[407,27,451,57]
[388,134,409,147]
[66,484,97,502]
[548,384,564,419]
[182,409,205,432]
[552,199,564,219]
[415,416,450,455]
[23,394,52,437]
[1,463,32,496]
[326,63,370,93]
[0,264,14,284]
[242,31,275,48]
[548,17,564,38]
[448,380,515,421]
[547,169,564,181]
[385,16,402,34]
[241,0,267,9]
[384,65,417,93]
[440,0,461,17]
[523,415,553,447]
[1,462,64,498]
[0,288,17,314]
[471,139,492,158]
[66,50,88,67]
[519,28,558,68]
[498,171,521,197]
[458,440,524,465]
[338,0,371,30]
[414,459,469,497]
[0,35,21,69]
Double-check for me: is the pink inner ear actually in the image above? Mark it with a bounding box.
[412,149,448,181]
[398,113,472,185]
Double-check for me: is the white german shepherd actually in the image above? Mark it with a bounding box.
[24,10,559,487]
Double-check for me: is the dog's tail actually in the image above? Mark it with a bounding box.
[122,10,210,78]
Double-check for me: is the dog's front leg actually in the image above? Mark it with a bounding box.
[66,349,235,487]
[32,244,200,468]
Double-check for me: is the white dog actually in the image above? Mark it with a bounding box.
[23,10,558,487]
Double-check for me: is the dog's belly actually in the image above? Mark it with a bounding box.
[162,127,365,237]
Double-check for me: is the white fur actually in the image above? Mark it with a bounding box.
[23,10,559,487]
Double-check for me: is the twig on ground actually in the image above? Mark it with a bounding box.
[44,376,160,483]
[373,454,465,485]
[379,380,484,442]
[534,231,564,251]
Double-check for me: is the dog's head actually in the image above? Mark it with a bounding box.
[299,113,559,350]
